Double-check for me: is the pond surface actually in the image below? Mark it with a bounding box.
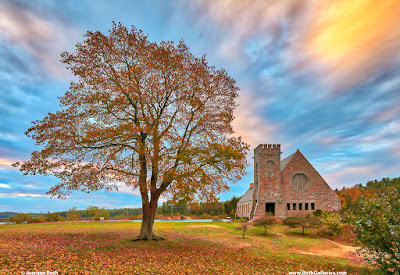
[0,219,231,225]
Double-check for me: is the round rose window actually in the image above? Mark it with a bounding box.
[292,173,308,189]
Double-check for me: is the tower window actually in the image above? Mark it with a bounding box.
[311,203,315,210]
[299,203,303,210]
[305,203,309,210]
[287,203,290,211]
[266,160,275,173]
[293,203,297,210]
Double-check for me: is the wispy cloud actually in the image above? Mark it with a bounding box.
[0,157,19,170]
[0,192,46,198]
[0,1,80,79]
[189,0,400,92]
[0,183,11,189]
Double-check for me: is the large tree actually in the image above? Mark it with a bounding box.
[351,189,400,274]
[15,23,248,240]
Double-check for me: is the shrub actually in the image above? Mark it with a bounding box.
[115,214,125,220]
[284,214,322,235]
[351,189,400,274]
[66,207,82,221]
[45,212,62,222]
[313,209,324,218]
[8,213,32,224]
[321,211,343,236]
[85,206,109,221]
[252,213,279,235]
[129,214,142,220]
[237,222,248,239]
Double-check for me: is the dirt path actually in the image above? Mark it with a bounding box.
[297,239,363,264]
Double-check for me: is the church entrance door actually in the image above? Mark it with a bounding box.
[265,203,275,215]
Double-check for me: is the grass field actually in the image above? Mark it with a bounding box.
[0,221,375,274]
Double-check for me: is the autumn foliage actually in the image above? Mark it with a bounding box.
[15,23,248,240]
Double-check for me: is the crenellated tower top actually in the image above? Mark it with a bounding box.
[255,144,281,155]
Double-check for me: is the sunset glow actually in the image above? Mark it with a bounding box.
[308,0,400,77]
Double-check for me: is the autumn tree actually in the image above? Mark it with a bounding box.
[351,189,400,274]
[252,213,279,235]
[283,214,321,235]
[66,207,82,221]
[14,23,248,240]
[237,221,249,239]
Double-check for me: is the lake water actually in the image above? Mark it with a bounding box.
[0,219,230,225]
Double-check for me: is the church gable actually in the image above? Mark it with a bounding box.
[281,150,341,213]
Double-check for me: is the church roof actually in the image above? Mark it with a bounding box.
[280,151,296,170]
[237,186,254,203]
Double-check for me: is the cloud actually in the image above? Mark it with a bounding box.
[0,1,80,79]
[0,183,11,189]
[232,90,277,148]
[116,184,141,196]
[0,192,46,198]
[323,165,378,188]
[305,0,400,91]
[189,0,400,92]
[0,157,19,171]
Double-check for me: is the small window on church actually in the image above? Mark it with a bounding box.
[311,203,315,210]
[292,174,308,189]
[266,161,275,173]
[305,203,309,210]
[287,203,290,211]
[293,203,296,210]
[299,203,302,210]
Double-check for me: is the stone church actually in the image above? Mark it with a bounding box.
[236,144,341,220]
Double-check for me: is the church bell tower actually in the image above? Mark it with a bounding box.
[251,144,283,219]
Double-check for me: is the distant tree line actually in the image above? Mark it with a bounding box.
[335,176,400,211]
[6,196,241,223]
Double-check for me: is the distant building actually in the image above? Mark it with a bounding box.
[236,144,341,220]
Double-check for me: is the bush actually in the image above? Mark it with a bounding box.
[85,206,109,221]
[237,222,248,239]
[129,214,142,220]
[67,207,82,221]
[45,212,62,222]
[199,213,212,219]
[28,217,45,223]
[115,214,125,220]
[8,213,32,224]
[284,214,322,235]
[252,213,279,235]
[321,211,342,236]
[351,189,400,274]
[313,209,323,218]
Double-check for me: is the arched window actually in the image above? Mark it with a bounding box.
[266,160,275,173]
[292,173,308,189]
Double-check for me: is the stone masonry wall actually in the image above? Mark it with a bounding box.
[280,150,341,218]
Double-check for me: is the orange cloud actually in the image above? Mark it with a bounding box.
[306,0,400,89]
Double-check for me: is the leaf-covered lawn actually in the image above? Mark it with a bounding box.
[0,221,374,274]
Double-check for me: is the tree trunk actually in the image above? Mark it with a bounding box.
[136,197,162,240]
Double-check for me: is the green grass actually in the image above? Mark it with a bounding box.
[0,221,375,274]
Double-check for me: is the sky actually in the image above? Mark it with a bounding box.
[1,0,400,212]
